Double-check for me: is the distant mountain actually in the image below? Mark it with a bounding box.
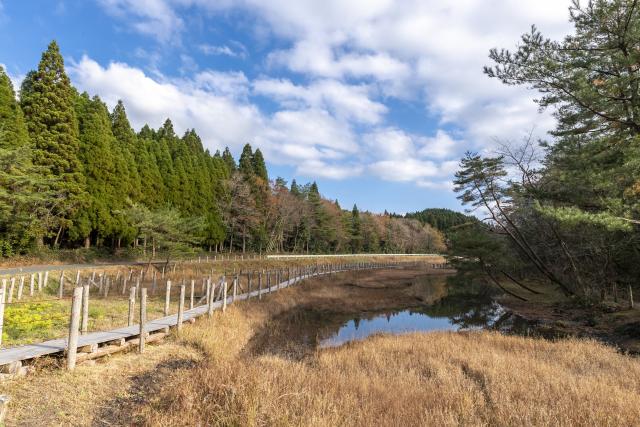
[405,208,475,232]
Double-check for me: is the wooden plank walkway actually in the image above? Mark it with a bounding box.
[0,269,341,366]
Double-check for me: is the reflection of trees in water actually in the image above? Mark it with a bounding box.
[412,275,503,328]
[422,296,503,329]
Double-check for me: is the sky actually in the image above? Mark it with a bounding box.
[0,0,574,214]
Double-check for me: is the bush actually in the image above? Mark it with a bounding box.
[3,302,68,343]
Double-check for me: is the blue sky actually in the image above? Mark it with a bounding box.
[0,0,573,214]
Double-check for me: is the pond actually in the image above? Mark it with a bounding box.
[318,274,535,348]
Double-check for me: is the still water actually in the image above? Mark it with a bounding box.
[318,275,532,348]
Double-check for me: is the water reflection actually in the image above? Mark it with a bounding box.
[320,274,534,348]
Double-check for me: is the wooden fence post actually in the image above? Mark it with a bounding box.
[150,272,156,295]
[267,271,271,293]
[66,287,83,370]
[205,277,211,305]
[81,284,90,335]
[247,273,252,299]
[29,274,34,297]
[190,279,195,310]
[103,277,110,298]
[177,285,185,333]
[122,277,127,295]
[222,280,227,312]
[75,270,81,286]
[7,278,15,303]
[43,271,49,289]
[128,287,136,326]
[232,278,237,303]
[0,284,5,348]
[17,276,24,300]
[164,280,171,316]
[258,271,263,300]
[37,272,43,292]
[58,273,65,299]
[139,288,147,354]
[207,279,214,317]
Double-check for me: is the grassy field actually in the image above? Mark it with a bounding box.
[3,267,639,426]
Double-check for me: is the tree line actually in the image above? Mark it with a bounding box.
[450,0,640,301]
[0,41,446,257]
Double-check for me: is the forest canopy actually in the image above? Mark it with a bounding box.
[0,41,446,257]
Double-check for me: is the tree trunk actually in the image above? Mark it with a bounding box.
[485,267,528,301]
[242,225,246,253]
[53,226,63,248]
[84,236,90,249]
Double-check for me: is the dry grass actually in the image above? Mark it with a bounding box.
[3,267,640,426]
[1,342,201,426]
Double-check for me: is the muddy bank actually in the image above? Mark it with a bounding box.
[243,267,492,360]
[250,266,640,356]
[499,293,640,354]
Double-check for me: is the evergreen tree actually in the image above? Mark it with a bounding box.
[20,40,86,246]
[222,146,236,173]
[290,179,300,197]
[72,94,136,248]
[350,204,363,253]
[252,148,268,181]
[0,68,29,149]
[238,143,254,177]
[0,67,50,254]
[153,119,179,206]
[135,125,165,208]
[110,100,141,202]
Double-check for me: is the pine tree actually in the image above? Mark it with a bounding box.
[0,67,29,150]
[110,100,141,202]
[252,148,268,181]
[153,119,178,206]
[290,179,300,197]
[238,143,254,177]
[350,204,363,253]
[222,146,236,173]
[72,94,123,247]
[20,40,86,246]
[0,67,50,254]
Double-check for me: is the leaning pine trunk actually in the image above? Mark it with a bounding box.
[53,226,63,248]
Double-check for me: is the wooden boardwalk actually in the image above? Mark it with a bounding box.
[0,270,334,366]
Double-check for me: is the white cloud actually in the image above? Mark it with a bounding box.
[416,179,454,191]
[253,78,386,124]
[199,43,247,58]
[193,70,250,100]
[419,130,459,159]
[70,55,263,149]
[69,56,363,177]
[368,158,440,182]
[94,0,576,189]
[257,109,358,157]
[295,159,363,180]
[98,0,183,43]
[363,127,415,160]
